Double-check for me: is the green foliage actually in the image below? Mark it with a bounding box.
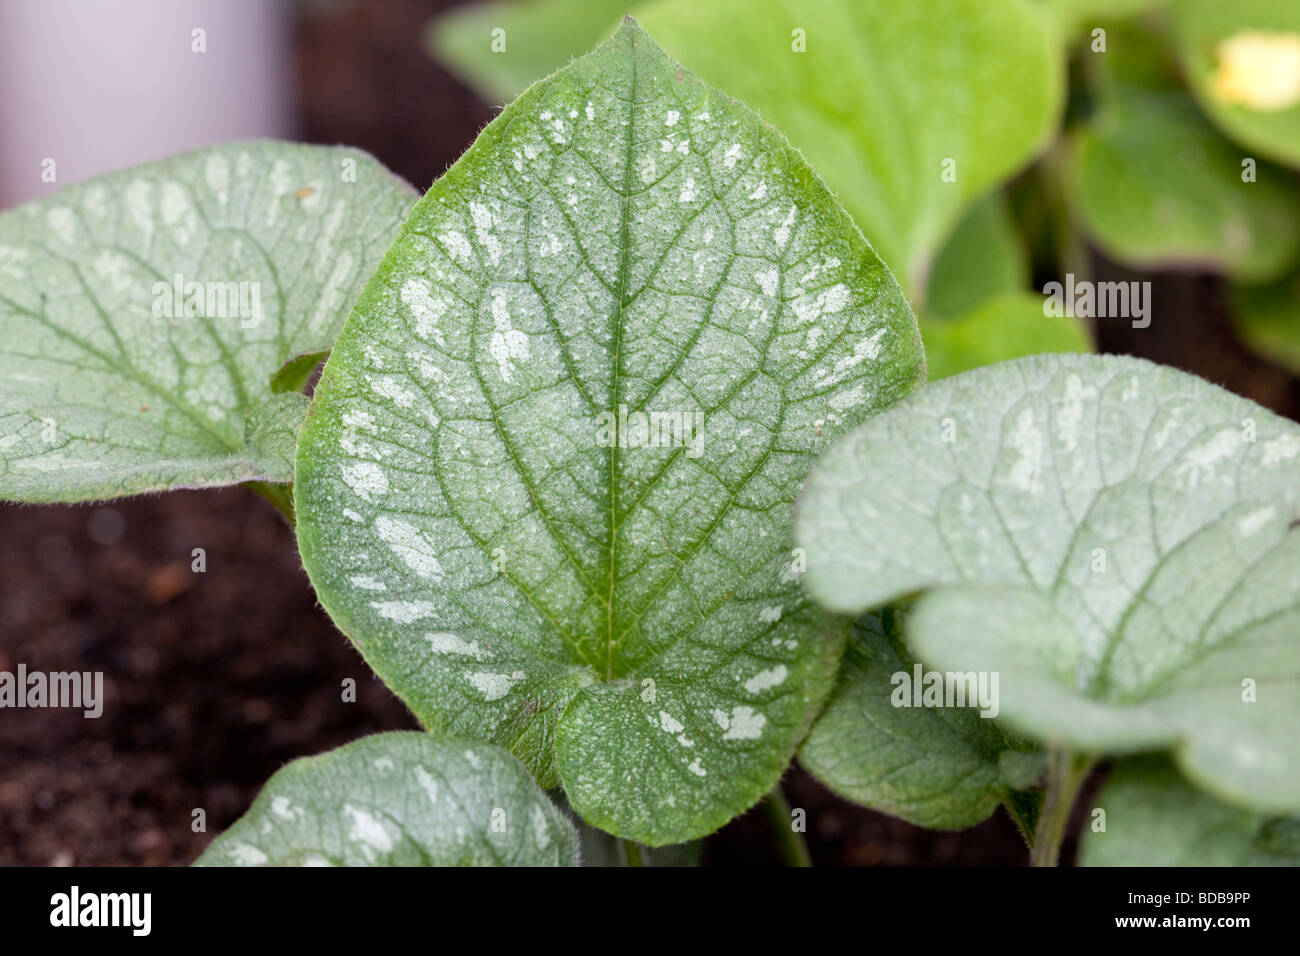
[1042,0,1165,36]
[197,733,579,866]
[1172,0,1300,169]
[924,195,1030,319]
[7,0,1297,869]
[1231,269,1300,372]
[270,348,331,395]
[796,354,1300,815]
[293,20,923,846]
[921,293,1092,380]
[0,142,415,502]
[799,608,1036,830]
[1067,80,1300,282]
[427,0,628,103]
[637,0,1064,297]
[429,0,1089,378]
[1082,757,1300,866]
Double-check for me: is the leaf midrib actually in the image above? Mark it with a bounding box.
[605,38,639,682]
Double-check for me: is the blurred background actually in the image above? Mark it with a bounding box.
[1,0,1296,865]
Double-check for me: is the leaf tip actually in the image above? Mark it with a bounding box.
[615,13,650,44]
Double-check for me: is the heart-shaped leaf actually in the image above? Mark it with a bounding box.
[0,142,415,502]
[1081,757,1300,866]
[195,732,579,866]
[636,0,1064,297]
[796,354,1300,813]
[293,19,924,844]
[798,607,1035,830]
[1172,0,1300,169]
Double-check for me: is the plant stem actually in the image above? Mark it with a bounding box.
[1030,747,1095,867]
[244,480,295,526]
[763,785,812,867]
[622,839,644,867]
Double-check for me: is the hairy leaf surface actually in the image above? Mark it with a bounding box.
[295,20,923,845]
[796,354,1300,813]
[0,142,415,501]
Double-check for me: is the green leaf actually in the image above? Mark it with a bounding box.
[1257,815,1300,855]
[1231,269,1300,372]
[1066,81,1300,282]
[636,0,1064,296]
[796,353,1300,813]
[1172,0,1300,169]
[999,750,1048,790]
[920,292,1092,381]
[920,191,1093,379]
[195,732,579,866]
[924,194,1029,319]
[799,607,1033,830]
[0,141,416,502]
[294,19,924,845]
[1041,0,1164,36]
[270,348,331,395]
[427,0,628,103]
[1081,757,1300,866]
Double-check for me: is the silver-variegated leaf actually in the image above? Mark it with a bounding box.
[0,141,415,501]
[294,19,924,844]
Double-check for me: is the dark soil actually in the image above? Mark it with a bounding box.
[0,488,1034,866]
[2,0,1295,867]
[0,490,421,866]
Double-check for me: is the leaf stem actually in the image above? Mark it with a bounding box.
[622,839,645,867]
[1029,747,1095,867]
[244,480,295,526]
[763,785,812,867]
